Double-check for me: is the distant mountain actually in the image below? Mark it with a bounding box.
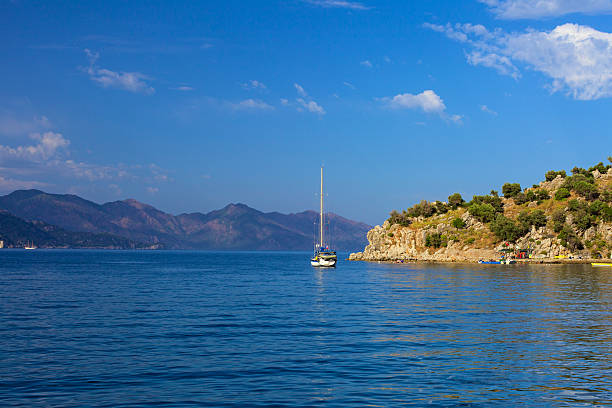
[0,190,371,251]
[0,210,152,249]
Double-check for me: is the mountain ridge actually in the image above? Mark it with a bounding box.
[0,190,370,251]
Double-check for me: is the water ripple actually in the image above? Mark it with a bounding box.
[1,251,612,406]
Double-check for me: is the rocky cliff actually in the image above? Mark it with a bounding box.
[350,165,612,263]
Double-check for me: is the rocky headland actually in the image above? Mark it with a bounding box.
[350,160,612,263]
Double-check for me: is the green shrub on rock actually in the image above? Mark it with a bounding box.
[468,203,497,223]
[407,200,436,218]
[602,205,612,222]
[435,201,449,214]
[469,194,504,213]
[573,181,599,201]
[589,200,606,217]
[555,188,570,200]
[448,193,464,209]
[518,209,547,228]
[573,210,594,232]
[545,170,567,181]
[425,233,447,248]
[513,192,529,205]
[558,225,583,251]
[567,199,586,212]
[535,189,550,201]
[551,209,566,233]
[502,183,522,198]
[587,161,611,173]
[451,217,466,229]
[490,214,528,242]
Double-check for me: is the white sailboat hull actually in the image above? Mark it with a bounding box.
[311,258,337,267]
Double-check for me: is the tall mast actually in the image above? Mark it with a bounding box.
[320,166,324,247]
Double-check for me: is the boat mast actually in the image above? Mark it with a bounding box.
[320,166,324,248]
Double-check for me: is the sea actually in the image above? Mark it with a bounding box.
[1,250,611,407]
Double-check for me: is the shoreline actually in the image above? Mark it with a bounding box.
[347,257,611,265]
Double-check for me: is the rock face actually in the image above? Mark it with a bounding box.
[349,218,498,262]
[350,168,612,263]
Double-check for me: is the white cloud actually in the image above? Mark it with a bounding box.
[241,80,267,90]
[304,0,370,10]
[380,90,462,122]
[0,118,171,193]
[84,49,154,94]
[294,83,308,97]
[291,84,326,115]
[231,99,274,110]
[280,98,289,106]
[146,186,159,194]
[479,0,612,19]
[467,51,520,79]
[360,60,373,68]
[426,22,612,100]
[0,114,51,137]
[0,175,48,191]
[343,81,356,89]
[0,132,69,162]
[480,104,499,115]
[384,90,446,113]
[171,86,194,91]
[297,98,326,115]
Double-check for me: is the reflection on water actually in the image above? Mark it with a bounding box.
[1,251,612,406]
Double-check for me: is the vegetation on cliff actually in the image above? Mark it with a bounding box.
[370,157,612,260]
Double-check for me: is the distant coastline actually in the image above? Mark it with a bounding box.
[0,190,370,251]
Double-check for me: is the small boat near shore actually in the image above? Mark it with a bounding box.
[478,259,516,264]
[591,263,612,267]
[24,241,37,250]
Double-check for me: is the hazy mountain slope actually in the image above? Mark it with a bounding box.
[0,210,150,249]
[0,191,371,251]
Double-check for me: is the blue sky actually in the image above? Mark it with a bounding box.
[1,0,611,225]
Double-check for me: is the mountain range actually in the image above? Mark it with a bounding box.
[0,209,148,249]
[0,190,370,251]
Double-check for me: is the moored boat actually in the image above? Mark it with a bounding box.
[591,263,612,267]
[311,167,337,268]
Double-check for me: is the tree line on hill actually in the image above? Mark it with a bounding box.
[387,158,612,254]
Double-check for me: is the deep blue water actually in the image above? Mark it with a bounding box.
[1,250,612,407]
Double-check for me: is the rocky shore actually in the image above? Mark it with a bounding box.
[350,167,612,264]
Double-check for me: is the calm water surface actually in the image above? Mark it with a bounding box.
[1,250,612,407]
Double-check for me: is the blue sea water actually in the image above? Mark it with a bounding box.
[1,250,612,407]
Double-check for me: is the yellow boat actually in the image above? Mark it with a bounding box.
[591,263,612,267]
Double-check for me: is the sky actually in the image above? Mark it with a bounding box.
[1,0,611,225]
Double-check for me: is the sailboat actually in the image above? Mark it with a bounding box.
[24,241,37,250]
[311,167,337,267]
